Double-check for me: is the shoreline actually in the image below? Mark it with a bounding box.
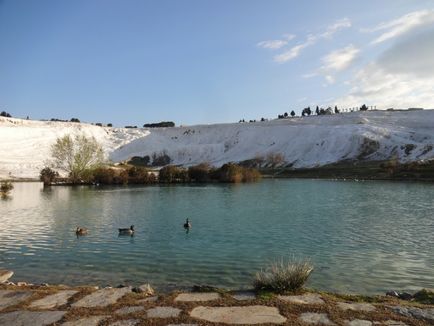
[0,276,433,325]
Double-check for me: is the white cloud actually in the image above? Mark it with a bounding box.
[283,33,296,41]
[274,35,316,63]
[257,39,288,50]
[321,44,359,71]
[273,18,351,63]
[257,33,296,50]
[365,10,434,44]
[337,27,434,109]
[321,18,352,38]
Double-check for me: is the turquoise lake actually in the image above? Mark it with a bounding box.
[0,180,433,294]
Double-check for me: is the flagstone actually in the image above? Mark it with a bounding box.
[0,290,33,311]
[174,292,220,302]
[190,305,286,324]
[0,310,66,326]
[71,287,132,308]
[30,290,78,309]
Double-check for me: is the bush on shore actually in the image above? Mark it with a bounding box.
[0,181,14,198]
[188,163,212,182]
[211,163,261,183]
[39,167,59,186]
[253,257,313,294]
[159,165,189,183]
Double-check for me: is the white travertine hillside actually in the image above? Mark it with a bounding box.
[1,110,434,179]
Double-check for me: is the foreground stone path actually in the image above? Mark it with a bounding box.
[0,310,66,326]
[0,285,432,325]
[174,292,220,302]
[62,315,108,326]
[30,290,78,309]
[0,290,32,311]
[72,287,132,308]
[190,305,287,324]
[278,293,325,305]
[299,312,334,325]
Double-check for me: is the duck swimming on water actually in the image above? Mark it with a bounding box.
[119,225,134,235]
[75,227,88,236]
[183,218,191,229]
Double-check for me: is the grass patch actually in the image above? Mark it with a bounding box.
[253,257,313,294]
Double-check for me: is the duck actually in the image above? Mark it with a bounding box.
[118,225,134,235]
[183,218,191,229]
[75,227,88,236]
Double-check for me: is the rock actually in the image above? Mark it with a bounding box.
[167,324,197,326]
[381,321,408,326]
[30,290,78,309]
[137,296,158,303]
[62,315,109,326]
[386,291,400,298]
[397,292,412,301]
[413,288,434,304]
[337,302,376,312]
[388,305,434,323]
[278,293,324,305]
[5,281,16,286]
[190,305,287,324]
[115,306,145,315]
[132,284,154,295]
[344,319,372,326]
[0,310,66,326]
[16,282,27,287]
[0,270,13,283]
[71,287,132,308]
[147,306,181,318]
[40,283,49,287]
[108,320,140,326]
[299,312,335,325]
[174,292,220,302]
[231,291,256,301]
[0,290,33,311]
[192,285,219,292]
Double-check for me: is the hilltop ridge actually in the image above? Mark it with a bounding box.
[1,110,434,180]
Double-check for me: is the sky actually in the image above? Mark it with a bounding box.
[1,0,434,126]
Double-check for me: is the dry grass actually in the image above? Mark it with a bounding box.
[253,257,313,294]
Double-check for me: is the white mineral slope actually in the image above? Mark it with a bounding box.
[110,110,434,168]
[0,117,149,179]
[1,110,434,180]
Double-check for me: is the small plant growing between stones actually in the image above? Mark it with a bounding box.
[253,257,313,294]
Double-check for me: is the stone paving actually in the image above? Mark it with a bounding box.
[0,284,432,325]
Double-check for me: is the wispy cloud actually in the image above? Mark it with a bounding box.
[321,44,359,72]
[274,35,316,63]
[272,18,351,63]
[257,34,296,50]
[320,18,352,38]
[364,10,434,44]
[257,39,288,50]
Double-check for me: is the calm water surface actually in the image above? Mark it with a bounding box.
[0,180,433,294]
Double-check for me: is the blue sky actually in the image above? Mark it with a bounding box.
[1,0,434,126]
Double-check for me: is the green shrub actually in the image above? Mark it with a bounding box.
[0,181,14,197]
[253,258,313,294]
[211,163,261,183]
[188,163,212,182]
[39,167,59,185]
[159,165,189,183]
[93,167,116,184]
[128,166,153,184]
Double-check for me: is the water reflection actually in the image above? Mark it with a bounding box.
[0,180,433,294]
